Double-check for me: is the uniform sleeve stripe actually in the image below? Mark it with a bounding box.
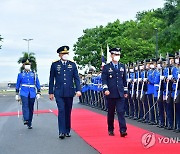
[124,87,128,91]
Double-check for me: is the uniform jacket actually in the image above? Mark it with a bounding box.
[16,71,41,98]
[101,62,128,98]
[49,60,81,97]
[147,69,155,94]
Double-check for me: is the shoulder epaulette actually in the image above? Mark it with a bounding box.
[68,60,75,63]
[52,60,59,63]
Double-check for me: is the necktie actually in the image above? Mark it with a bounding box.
[115,64,118,70]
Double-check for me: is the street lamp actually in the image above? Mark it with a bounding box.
[23,39,33,54]
[154,28,158,59]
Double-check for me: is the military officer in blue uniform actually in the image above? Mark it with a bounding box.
[101,47,128,137]
[15,59,41,129]
[146,59,156,125]
[49,46,81,139]
[173,52,180,132]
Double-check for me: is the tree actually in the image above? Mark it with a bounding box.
[73,0,180,69]
[17,52,37,72]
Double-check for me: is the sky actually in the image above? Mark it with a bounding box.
[0,0,165,84]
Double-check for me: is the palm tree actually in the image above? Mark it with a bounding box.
[18,52,37,72]
[0,35,3,50]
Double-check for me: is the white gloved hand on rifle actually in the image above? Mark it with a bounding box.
[138,78,142,82]
[168,75,173,80]
[15,95,20,101]
[160,75,164,80]
[36,94,41,100]
[178,74,180,78]
[143,78,147,82]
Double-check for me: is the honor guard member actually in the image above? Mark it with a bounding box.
[101,47,128,137]
[173,52,180,132]
[142,60,150,123]
[164,54,175,130]
[155,58,166,128]
[15,59,41,129]
[147,59,156,125]
[129,63,135,119]
[49,46,81,139]
[137,61,144,121]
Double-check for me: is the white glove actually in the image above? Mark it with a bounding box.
[178,74,180,78]
[143,78,147,82]
[134,79,137,82]
[138,78,142,82]
[36,94,41,99]
[168,75,173,80]
[127,79,131,82]
[15,95,20,101]
[160,75,164,80]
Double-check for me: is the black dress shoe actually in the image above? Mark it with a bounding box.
[27,126,32,129]
[59,133,65,139]
[120,131,127,137]
[157,124,164,128]
[65,133,71,137]
[108,131,114,136]
[174,129,180,133]
[167,127,173,130]
[24,120,28,125]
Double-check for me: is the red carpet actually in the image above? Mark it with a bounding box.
[0,110,51,117]
[52,108,180,154]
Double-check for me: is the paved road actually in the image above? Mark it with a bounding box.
[0,93,99,154]
[0,93,179,154]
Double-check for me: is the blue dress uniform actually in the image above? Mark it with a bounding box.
[16,60,41,128]
[153,68,161,125]
[172,65,180,132]
[163,63,174,129]
[147,66,156,124]
[101,48,128,137]
[49,46,81,137]
[129,71,135,118]
[141,67,149,123]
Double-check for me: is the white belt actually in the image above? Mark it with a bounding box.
[154,84,159,87]
[21,84,35,87]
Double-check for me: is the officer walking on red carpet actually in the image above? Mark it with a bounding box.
[101,47,128,137]
[49,46,81,139]
[15,59,41,129]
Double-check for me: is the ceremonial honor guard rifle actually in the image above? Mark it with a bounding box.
[131,63,135,98]
[157,55,163,101]
[34,72,39,116]
[174,52,180,102]
[140,60,146,100]
[165,53,171,101]
[136,61,140,98]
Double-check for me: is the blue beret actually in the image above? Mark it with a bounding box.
[57,46,69,54]
[109,48,121,54]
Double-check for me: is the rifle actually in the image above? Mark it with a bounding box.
[131,63,135,98]
[165,53,171,101]
[174,51,180,102]
[34,72,39,116]
[136,61,140,98]
[140,60,146,100]
[157,54,163,100]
